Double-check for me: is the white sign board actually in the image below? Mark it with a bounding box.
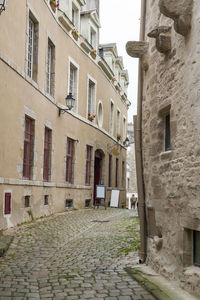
[96,185,106,199]
[110,190,120,207]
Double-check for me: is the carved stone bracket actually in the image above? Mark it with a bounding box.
[147,26,171,53]
[159,0,193,36]
[126,41,149,58]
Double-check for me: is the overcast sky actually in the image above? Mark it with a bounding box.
[99,0,141,122]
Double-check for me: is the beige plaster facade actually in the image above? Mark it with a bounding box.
[0,0,130,229]
[127,0,200,298]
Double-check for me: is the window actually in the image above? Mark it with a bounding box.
[85,145,92,185]
[66,199,73,209]
[23,116,34,180]
[27,13,38,81]
[165,113,171,151]
[90,28,96,48]
[108,154,112,187]
[110,101,114,135]
[122,161,125,187]
[115,158,119,187]
[123,117,126,140]
[68,60,78,112]
[4,193,11,215]
[46,39,55,97]
[72,5,78,27]
[116,110,120,135]
[88,79,96,115]
[24,196,30,208]
[194,230,200,267]
[44,195,49,205]
[43,127,52,182]
[66,138,75,183]
[97,101,103,127]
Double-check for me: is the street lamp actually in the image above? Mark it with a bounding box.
[123,137,130,147]
[58,93,75,116]
[0,0,7,15]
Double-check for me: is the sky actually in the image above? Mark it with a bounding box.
[99,0,141,123]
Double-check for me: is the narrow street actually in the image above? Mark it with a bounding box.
[0,209,154,300]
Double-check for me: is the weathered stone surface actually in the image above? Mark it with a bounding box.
[126,41,149,58]
[159,0,193,18]
[159,0,193,36]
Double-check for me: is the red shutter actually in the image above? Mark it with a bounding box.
[85,145,92,185]
[4,193,11,215]
[43,127,52,181]
[66,138,74,183]
[23,116,34,179]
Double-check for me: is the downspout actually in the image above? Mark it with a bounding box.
[135,0,147,263]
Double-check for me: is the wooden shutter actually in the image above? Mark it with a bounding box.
[4,193,11,215]
[66,138,74,183]
[23,116,34,179]
[85,145,92,185]
[43,127,52,182]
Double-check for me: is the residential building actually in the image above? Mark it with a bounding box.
[127,0,200,298]
[0,0,130,229]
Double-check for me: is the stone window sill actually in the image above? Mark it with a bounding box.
[160,150,172,160]
[184,266,200,276]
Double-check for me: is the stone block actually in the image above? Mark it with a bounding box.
[126,41,149,58]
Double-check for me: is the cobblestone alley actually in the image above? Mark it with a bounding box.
[0,209,155,300]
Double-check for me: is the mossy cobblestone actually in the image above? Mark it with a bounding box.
[0,209,154,299]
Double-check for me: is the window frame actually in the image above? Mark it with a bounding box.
[85,145,92,185]
[27,11,39,82]
[165,113,171,152]
[68,57,79,112]
[66,137,75,184]
[87,75,96,117]
[23,116,34,180]
[110,100,114,135]
[4,193,11,215]
[46,38,55,97]
[43,127,52,182]
[115,158,119,187]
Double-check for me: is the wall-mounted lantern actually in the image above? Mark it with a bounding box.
[58,93,75,116]
[0,0,7,15]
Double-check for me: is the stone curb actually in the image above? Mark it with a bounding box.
[125,267,198,300]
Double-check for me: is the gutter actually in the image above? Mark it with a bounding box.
[137,0,147,263]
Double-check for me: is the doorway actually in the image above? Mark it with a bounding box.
[93,149,104,205]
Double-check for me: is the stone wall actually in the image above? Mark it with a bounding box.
[142,0,200,297]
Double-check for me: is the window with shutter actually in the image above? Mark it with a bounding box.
[85,145,92,185]
[66,138,75,183]
[23,116,34,180]
[4,193,11,215]
[43,127,52,182]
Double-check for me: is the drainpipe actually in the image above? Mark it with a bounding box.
[135,0,147,263]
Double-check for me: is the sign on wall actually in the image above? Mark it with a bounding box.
[96,185,106,199]
[110,190,120,207]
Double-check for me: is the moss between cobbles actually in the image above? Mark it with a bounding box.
[0,232,13,257]
[125,267,185,300]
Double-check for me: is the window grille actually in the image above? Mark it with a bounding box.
[24,195,30,208]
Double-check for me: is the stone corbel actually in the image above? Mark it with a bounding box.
[126,41,149,71]
[159,0,193,36]
[147,26,171,54]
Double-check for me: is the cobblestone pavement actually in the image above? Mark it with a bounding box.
[0,208,155,300]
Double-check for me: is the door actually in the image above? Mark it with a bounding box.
[93,157,101,205]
